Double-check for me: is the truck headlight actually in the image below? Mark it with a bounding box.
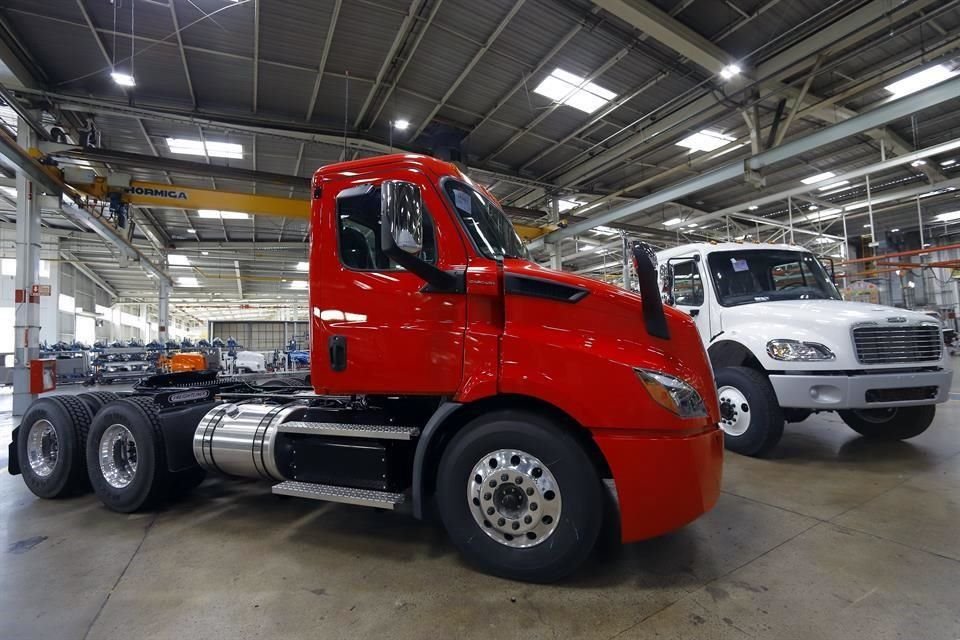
[766,339,835,361]
[634,368,708,418]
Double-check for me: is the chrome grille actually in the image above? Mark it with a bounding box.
[853,323,942,364]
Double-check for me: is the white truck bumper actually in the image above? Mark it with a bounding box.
[769,368,953,410]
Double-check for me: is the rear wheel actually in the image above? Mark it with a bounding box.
[77,391,121,415]
[86,397,170,512]
[838,405,935,440]
[435,410,602,583]
[715,366,784,457]
[17,396,94,498]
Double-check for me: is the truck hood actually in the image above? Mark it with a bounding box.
[719,299,935,328]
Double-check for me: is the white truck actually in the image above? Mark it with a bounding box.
[656,242,954,456]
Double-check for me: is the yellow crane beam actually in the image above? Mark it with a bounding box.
[71,177,554,240]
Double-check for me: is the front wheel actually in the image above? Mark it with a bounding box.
[435,410,602,583]
[838,405,935,440]
[715,366,784,457]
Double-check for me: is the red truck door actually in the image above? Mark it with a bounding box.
[309,170,468,395]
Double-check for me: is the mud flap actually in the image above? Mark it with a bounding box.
[8,426,20,475]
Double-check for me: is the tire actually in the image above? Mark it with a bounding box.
[86,397,170,513]
[77,391,121,415]
[16,396,94,498]
[715,366,784,457]
[435,410,603,583]
[838,405,936,440]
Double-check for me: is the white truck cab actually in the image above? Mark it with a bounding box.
[656,242,954,456]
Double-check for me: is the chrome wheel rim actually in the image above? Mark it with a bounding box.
[467,449,562,548]
[99,424,138,489]
[718,386,751,437]
[26,419,59,477]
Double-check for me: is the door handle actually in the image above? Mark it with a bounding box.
[328,335,347,371]
[689,308,700,317]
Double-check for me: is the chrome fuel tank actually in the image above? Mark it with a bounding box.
[193,402,306,480]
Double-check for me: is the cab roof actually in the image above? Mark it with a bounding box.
[312,153,464,182]
[656,242,808,260]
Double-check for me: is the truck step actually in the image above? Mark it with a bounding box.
[278,421,419,440]
[272,480,405,509]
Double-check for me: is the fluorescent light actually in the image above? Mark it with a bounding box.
[186,229,197,234]
[686,222,698,228]
[533,68,617,114]
[863,223,872,228]
[808,205,818,211]
[593,225,619,236]
[676,129,738,153]
[818,180,849,191]
[820,182,858,196]
[720,64,741,80]
[935,211,960,222]
[166,137,243,159]
[111,71,136,87]
[167,254,191,267]
[911,160,927,167]
[295,261,309,271]
[941,159,956,167]
[814,237,834,244]
[747,205,758,211]
[289,281,309,290]
[886,65,958,98]
[201,251,209,256]
[197,209,249,220]
[802,171,836,185]
[664,217,683,227]
[0,186,16,197]
[176,276,200,287]
[393,119,410,130]
[890,228,900,232]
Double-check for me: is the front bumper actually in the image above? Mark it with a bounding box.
[593,426,723,543]
[769,368,953,410]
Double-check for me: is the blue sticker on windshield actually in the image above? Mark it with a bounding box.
[731,258,749,272]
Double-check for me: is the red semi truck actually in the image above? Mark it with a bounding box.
[8,154,722,582]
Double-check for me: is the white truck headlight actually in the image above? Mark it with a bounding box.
[634,368,708,418]
[766,339,835,361]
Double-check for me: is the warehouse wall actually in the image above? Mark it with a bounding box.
[209,321,308,352]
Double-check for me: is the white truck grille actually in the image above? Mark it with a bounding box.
[852,324,942,365]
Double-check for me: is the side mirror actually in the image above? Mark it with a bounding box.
[380,180,462,293]
[381,180,424,255]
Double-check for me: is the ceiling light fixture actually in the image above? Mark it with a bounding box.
[890,228,901,232]
[557,199,584,212]
[818,180,849,191]
[911,160,927,167]
[935,211,960,222]
[167,254,191,267]
[289,281,309,290]
[167,138,243,159]
[111,72,136,87]
[941,159,957,167]
[664,218,683,227]
[186,229,197,234]
[802,171,836,185]
[719,64,741,80]
[886,64,958,98]
[393,119,410,131]
[295,261,309,271]
[747,205,758,211]
[197,209,249,220]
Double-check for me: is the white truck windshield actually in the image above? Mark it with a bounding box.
[707,249,841,307]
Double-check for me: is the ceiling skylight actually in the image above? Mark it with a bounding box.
[935,211,960,222]
[176,276,200,288]
[818,180,849,191]
[167,254,191,267]
[533,68,617,114]
[557,199,584,212]
[167,137,243,159]
[676,129,740,153]
[289,281,309,290]
[886,65,958,98]
[663,218,683,227]
[295,261,309,271]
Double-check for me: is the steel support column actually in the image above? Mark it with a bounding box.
[158,281,170,344]
[13,117,41,416]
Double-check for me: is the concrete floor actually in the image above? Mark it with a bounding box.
[2,382,960,640]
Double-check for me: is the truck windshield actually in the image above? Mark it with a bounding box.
[443,180,528,260]
[707,249,841,307]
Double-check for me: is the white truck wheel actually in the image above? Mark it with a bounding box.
[715,366,784,457]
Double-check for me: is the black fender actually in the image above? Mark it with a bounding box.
[156,401,221,472]
[411,401,462,519]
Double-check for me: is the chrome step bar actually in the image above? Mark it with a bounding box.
[272,480,405,509]
[278,421,419,440]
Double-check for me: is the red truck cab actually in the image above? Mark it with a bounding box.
[310,154,722,575]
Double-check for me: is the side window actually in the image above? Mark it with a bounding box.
[771,261,805,290]
[336,184,436,270]
[670,258,704,306]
